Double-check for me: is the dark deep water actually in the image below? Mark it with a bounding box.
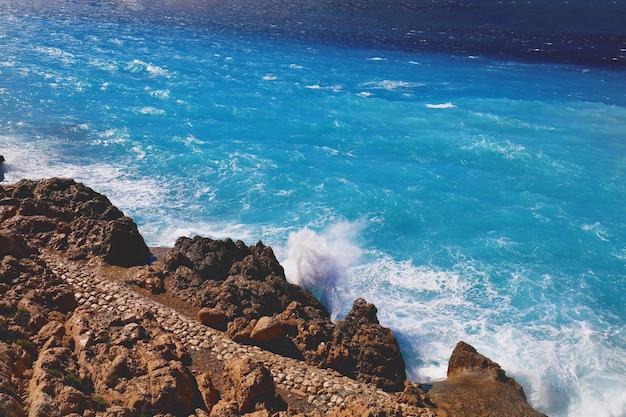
[5,0,626,67]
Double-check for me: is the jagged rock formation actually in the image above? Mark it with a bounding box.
[322,298,406,392]
[0,178,548,417]
[164,236,407,391]
[428,341,549,417]
[0,178,150,267]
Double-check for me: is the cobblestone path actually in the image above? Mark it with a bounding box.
[43,253,402,414]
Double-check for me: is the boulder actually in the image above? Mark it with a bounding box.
[0,231,31,258]
[103,217,151,267]
[276,300,334,364]
[428,341,548,417]
[323,298,406,392]
[57,385,86,415]
[0,178,150,267]
[196,371,219,412]
[224,357,285,414]
[209,400,239,417]
[127,266,166,294]
[145,359,196,414]
[250,315,286,342]
[198,307,228,328]
[447,340,521,385]
[164,236,253,281]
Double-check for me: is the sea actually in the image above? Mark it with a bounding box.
[1,1,625,416]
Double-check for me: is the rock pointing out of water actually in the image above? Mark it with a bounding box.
[429,341,549,417]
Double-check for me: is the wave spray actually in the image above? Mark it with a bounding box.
[283,221,363,318]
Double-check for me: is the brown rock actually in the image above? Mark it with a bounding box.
[331,394,436,417]
[0,342,25,417]
[115,323,148,347]
[127,265,165,294]
[225,357,283,414]
[0,393,25,417]
[198,307,228,328]
[103,353,131,387]
[0,231,31,258]
[26,346,78,417]
[164,236,253,281]
[57,385,86,415]
[276,301,334,364]
[250,315,286,342]
[447,340,517,384]
[396,381,436,409]
[323,298,406,392]
[164,236,334,363]
[209,400,239,417]
[428,341,548,417]
[151,333,191,365]
[34,320,66,347]
[196,371,219,412]
[0,178,150,267]
[103,405,135,417]
[103,217,151,267]
[145,353,196,414]
[226,317,255,342]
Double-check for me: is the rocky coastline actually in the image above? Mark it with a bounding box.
[0,178,547,417]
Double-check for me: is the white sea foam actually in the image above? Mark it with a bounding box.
[140,220,254,248]
[88,57,118,73]
[461,137,528,160]
[0,134,165,221]
[306,84,343,92]
[124,59,170,77]
[282,221,363,317]
[361,80,425,91]
[148,89,170,99]
[425,102,456,109]
[582,221,610,242]
[34,46,76,64]
[358,259,626,417]
[282,229,626,417]
[138,106,166,115]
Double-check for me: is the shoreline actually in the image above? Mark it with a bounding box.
[0,177,550,416]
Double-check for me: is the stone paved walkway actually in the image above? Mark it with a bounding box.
[42,253,406,414]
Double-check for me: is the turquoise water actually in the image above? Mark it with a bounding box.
[1,1,626,416]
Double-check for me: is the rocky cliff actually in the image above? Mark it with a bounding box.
[0,178,547,417]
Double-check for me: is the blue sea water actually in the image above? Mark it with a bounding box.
[1,1,626,416]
